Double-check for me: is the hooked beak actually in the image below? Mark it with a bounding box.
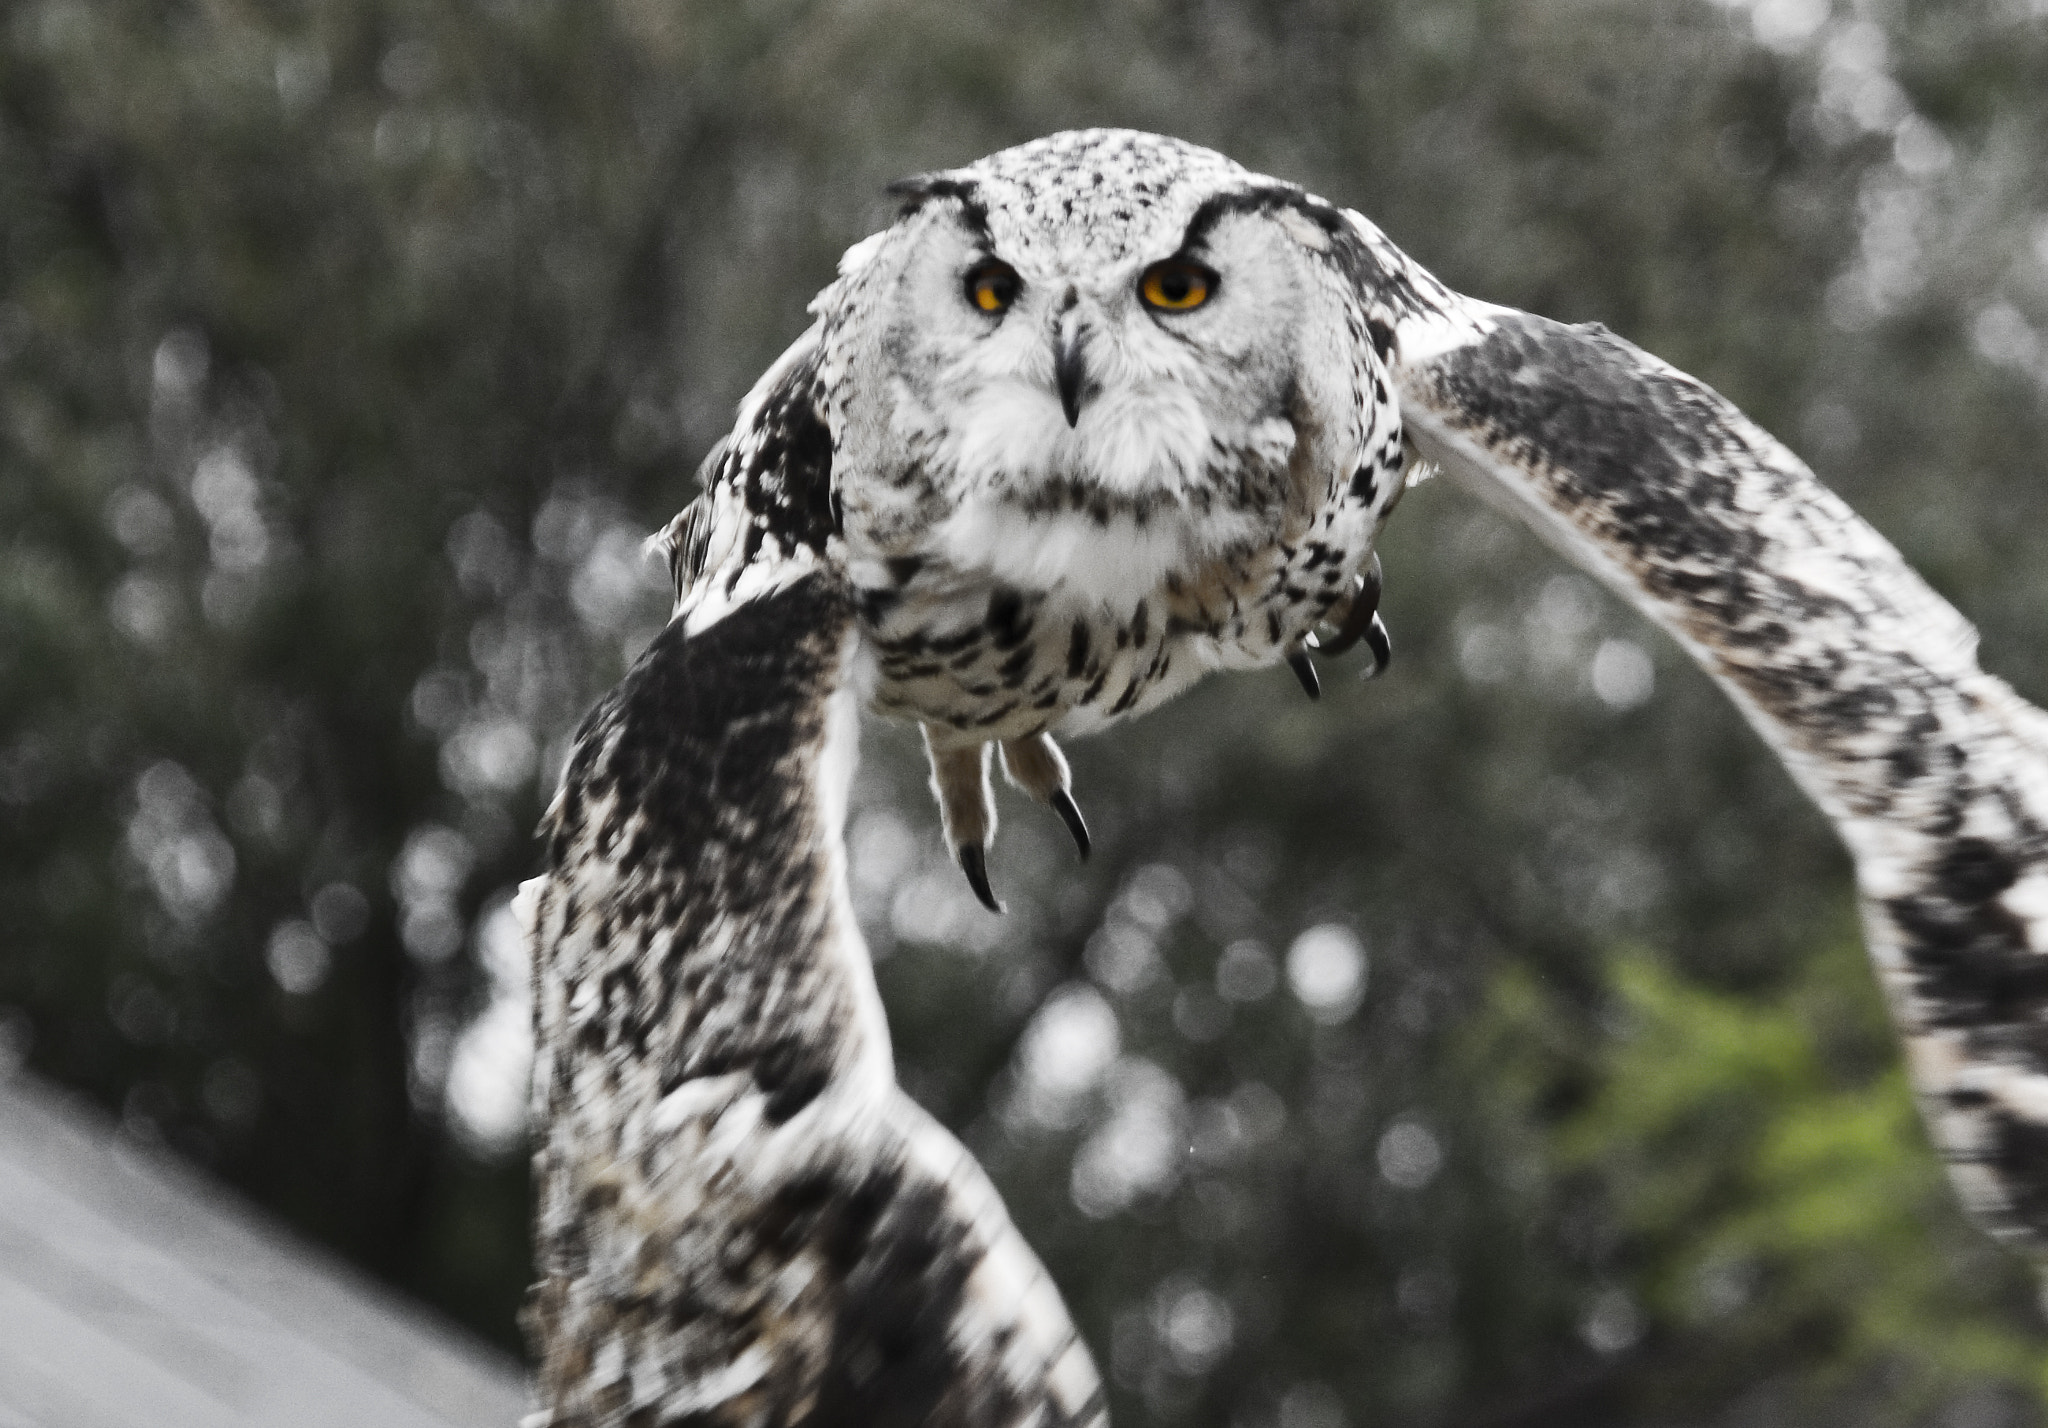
[1053,299,1089,428]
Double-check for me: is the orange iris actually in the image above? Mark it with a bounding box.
[1140,259,1215,312]
[965,259,1021,314]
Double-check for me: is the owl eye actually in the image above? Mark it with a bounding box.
[964,259,1021,315]
[1140,259,1217,313]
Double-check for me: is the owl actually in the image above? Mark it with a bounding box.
[530,129,2048,1426]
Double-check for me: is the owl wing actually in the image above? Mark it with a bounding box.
[1349,221,2048,1246]
[526,341,1105,1424]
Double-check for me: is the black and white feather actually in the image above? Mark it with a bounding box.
[523,129,2048,1425]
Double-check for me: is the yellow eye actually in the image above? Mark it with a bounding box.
[965,259,1021,315]
[1140,259,1216,312]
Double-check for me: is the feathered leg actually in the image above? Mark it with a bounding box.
[924,729,1001,912]
[999,731,1091,861]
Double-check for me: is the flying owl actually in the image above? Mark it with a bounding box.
[658,131,1399,911]
[526,130,2048,1426]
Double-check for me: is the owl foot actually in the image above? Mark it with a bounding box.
[924,732,1002,913]
[999,732,1091,861]
[1307,553,1392,678]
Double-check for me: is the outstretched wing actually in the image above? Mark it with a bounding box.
[525,339,1105,1424]
[1352,223,2048,1245]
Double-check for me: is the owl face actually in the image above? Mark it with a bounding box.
[824,131,1385,612]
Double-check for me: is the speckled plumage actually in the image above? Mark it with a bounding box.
[527,129,2048,1426]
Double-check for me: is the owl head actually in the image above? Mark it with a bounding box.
[814,129,1398,610]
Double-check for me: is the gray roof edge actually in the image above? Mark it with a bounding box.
[0,1065,531,1426]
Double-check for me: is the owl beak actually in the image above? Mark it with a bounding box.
[1053,307,1090,428]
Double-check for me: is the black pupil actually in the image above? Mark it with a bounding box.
[1159,269,1192,301]
[974,267,1015,307]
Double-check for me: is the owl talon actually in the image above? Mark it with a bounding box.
[999,732,1089,861]
[1287,650,1321,699]
[1361,613,1392,678]
[926,730,998,901]
[958,842,1003,914]
[1309,553,1383,657]
[1049,787,1092,861]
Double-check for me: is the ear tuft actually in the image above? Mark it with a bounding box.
[884,173,983,219]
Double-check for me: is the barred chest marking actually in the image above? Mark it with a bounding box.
[844,383,1407,751]
[860,515,1377,746]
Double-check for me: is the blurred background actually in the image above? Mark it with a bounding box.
[7,0,2048,1423]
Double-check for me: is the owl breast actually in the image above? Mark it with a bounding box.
[844,388,1404,748]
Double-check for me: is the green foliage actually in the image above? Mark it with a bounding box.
[1475,929,2048,1421]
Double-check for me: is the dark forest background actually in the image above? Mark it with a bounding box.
[9,1,2048,1423]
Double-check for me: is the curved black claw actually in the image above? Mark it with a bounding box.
[1049,787,1091,861]
[1361,613,1392,679]
[1312,553,1384,657]
[1287,650,1321,700]
[958,842,1003,914]
[1360,550,1384,613]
